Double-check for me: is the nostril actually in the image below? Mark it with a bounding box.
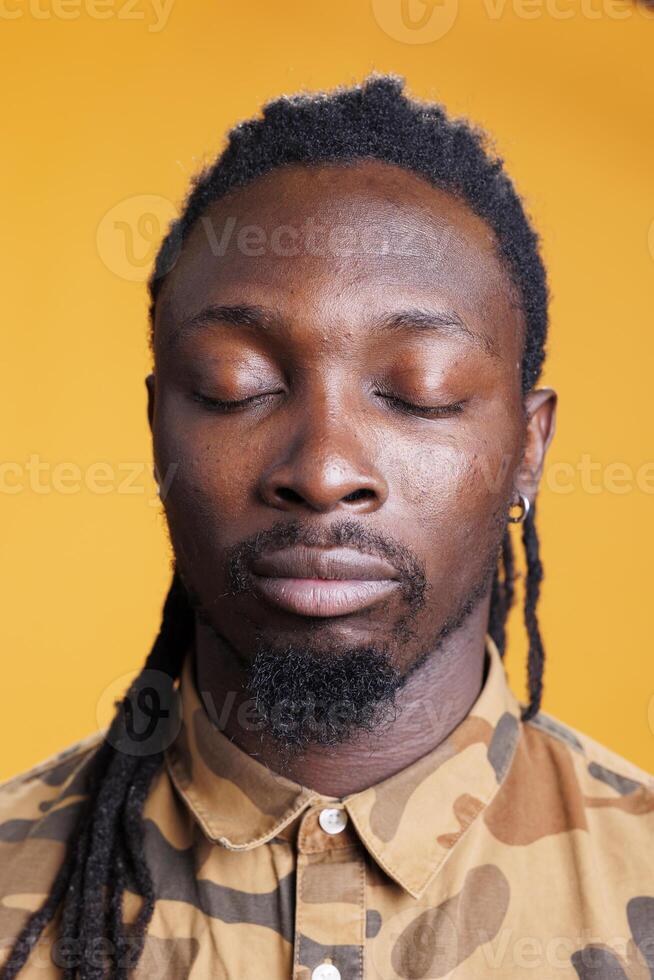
[343,489,375,502]
[275,487,304,503]
[272,485,376,507]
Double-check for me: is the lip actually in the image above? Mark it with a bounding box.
[250,545,401,617]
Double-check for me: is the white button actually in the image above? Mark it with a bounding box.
[318,807,348,835]
[311,964,341,980]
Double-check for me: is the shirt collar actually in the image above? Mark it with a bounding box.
[165,633,523,898]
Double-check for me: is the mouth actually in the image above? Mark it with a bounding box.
[249,545,401,617]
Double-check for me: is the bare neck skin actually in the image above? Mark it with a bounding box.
[193,599,490,798]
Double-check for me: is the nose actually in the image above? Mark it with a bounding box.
[257,403,389,515]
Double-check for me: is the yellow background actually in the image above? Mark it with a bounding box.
[2,0,653,779]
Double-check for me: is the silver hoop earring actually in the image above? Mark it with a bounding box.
[508,492,530,524]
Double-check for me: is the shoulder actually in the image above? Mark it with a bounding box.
[0,730,105,853]
[0,729,106,800]
[0,733,106,968]
[524,709,654,792]
[516,708,654,846]
[485,705,654,878]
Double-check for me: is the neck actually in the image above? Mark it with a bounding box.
[193,605,490,798]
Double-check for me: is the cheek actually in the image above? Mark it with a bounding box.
[153,406,258,538]
[393,424,520,579]
[396,447,483,565]
[396,434,515,517]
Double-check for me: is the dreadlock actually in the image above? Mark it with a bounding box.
[1,73,549,978]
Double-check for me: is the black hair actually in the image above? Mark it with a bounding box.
[1,73,549,979]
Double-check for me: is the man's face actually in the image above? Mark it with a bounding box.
[148,160,551,694]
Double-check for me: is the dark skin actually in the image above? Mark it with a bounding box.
[147,160,556,797]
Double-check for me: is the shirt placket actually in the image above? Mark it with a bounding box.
[293,802,366,980]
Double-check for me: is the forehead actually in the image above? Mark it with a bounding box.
[154,159,524,359]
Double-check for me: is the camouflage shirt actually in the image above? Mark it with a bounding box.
[1,635,653,979]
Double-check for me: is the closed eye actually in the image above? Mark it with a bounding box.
[191,391,282,413]
[378,393,466,418]
[191,390,465,418]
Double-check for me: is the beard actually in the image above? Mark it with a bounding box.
[240,578,493,763]
[172,512,506,762]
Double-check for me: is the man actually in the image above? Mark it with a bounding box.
[1,74,652,980]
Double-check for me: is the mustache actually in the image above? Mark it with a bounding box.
[225,516,428,610]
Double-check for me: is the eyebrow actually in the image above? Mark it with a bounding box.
[166,303,280,349]
[168,302,499,358]
[370,307,499,357]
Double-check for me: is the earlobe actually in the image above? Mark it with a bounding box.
[146,373,155,432]
[508,491,531,523]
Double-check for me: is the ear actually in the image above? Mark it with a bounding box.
[145,372,161,491]
[146,373,155,433]
[514,387,557,505]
